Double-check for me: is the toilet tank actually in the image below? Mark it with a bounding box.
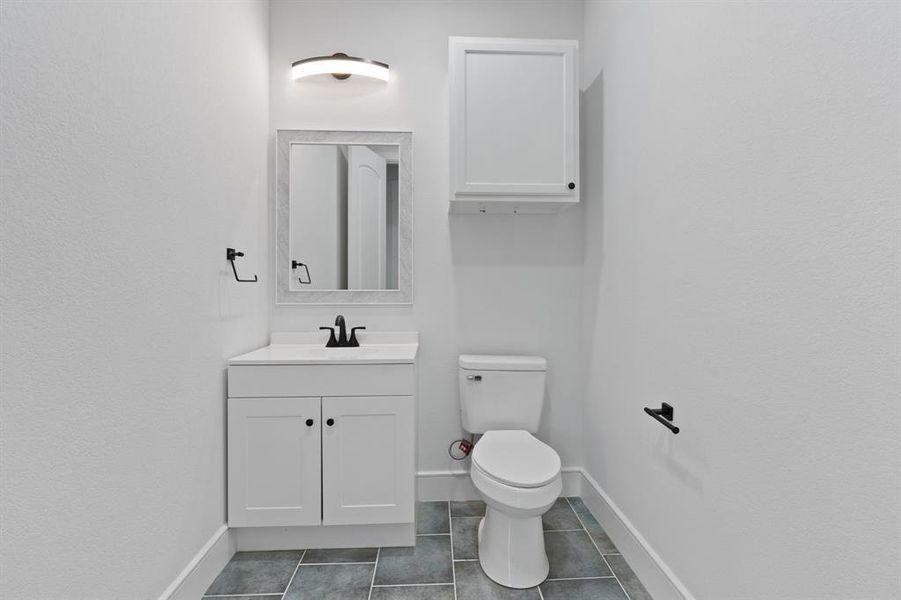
[458,354,547,434]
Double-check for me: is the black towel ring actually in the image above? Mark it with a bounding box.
[226,248,258,283]
[292,260,311,285]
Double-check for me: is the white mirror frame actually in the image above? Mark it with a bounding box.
[276,130,413,304]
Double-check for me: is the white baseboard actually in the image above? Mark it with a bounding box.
[577,468,696,600]
[416,466,584,501]
[416,468,476,500]
[158,524,235,600]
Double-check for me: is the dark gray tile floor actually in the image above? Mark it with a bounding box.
[204,497,652,600]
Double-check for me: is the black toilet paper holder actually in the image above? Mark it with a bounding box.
[644,402,680,434]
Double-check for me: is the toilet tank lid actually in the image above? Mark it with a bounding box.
[459,354,547,371]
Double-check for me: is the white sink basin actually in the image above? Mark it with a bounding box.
[228,331,418,366]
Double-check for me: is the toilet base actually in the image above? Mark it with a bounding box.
[477,506,549,588]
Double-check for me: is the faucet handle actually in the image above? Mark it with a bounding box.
[319,327,338,348]
[349,326,366,347]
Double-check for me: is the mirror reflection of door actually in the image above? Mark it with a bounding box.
[288,143,399,292]
[347,145,387,290]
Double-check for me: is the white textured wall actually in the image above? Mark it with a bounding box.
[0,2,270,598]
[580,2,901,599]
[269,0,586,473]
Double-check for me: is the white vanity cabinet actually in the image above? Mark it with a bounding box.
[226,333,418,545]
[449,37,579,214]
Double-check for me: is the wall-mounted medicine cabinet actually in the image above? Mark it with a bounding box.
[449,37,579,214]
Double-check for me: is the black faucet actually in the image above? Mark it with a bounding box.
[334,315,348,346]
[320,315,366,348]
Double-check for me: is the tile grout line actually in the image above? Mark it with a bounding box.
[279,549,306,600]
[367,547,380,600]
[203,595,284,598]
[448,501,459,600]
[372,582,457,588]
[566,497,633,600]
[546,575,617,581]
[600,553,633,600]
[300,561,377,565]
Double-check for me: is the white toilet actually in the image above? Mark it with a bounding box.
[458,354,562,589]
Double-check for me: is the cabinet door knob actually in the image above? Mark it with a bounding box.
[326,418,335,427]
[568,182,576,190]
[305,418,314,427]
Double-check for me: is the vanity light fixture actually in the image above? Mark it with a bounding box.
[291,52,390,82]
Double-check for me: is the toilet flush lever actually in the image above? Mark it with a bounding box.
[466,375,482,382]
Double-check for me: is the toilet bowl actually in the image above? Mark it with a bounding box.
[470,430,562,588]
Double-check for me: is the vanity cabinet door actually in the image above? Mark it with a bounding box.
[227,397,322,527]
[321,396,415,526]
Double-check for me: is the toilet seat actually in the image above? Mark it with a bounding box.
[472,430,561,489]
[471,460,562,515]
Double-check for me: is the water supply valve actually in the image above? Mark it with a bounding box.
[448,435,475,461]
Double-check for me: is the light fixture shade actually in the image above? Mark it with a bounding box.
[292,53,390,82]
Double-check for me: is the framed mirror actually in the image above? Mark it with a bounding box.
[276,130,412,304]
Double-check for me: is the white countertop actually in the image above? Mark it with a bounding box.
[228,331,419,366]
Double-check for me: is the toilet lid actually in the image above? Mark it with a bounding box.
[472,430,561,489]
